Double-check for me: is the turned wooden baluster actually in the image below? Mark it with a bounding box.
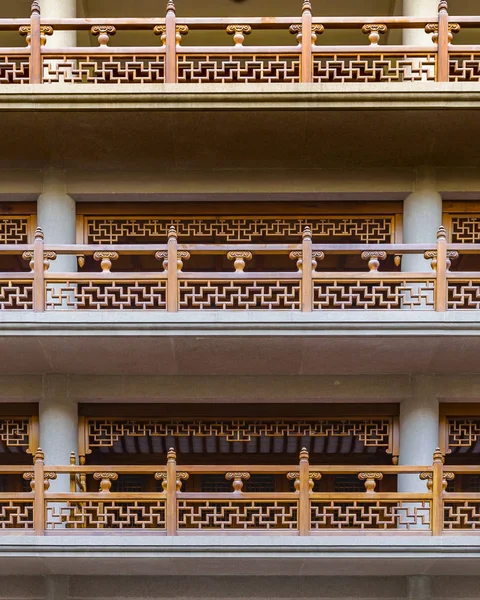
[358,472,383,493]
[226,472,250,493]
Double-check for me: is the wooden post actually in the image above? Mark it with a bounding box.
[301,227,313,312]
[33,227,45,312]
[165,1,177,83]
[298,448,310,536]
[167,226,178,312]
[437,1,449,82]
[301,1,313,83]
[33,448,45,535]
[30,1,42,84]
[435,226,448,312]
[166,448,177,536]
[431,448,444,536]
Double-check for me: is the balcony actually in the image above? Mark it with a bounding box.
[0,448,477,536]
[0,224,477,313]
[1,2,480,86]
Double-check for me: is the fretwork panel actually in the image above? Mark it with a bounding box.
[313,280,435,310]
[444,502,480,530]
[0,419,29,447]
[449,54,480,82]
[447,418,480,448]
[85,217,394,244]
[177,500,298,530]
[179,280,301,310]
[0,282,33,310]
[0,218,29,244]
[87,419,391,447]
[46,281,167,310]
[313,54,436,83]
[310,501,431,530]
[0,501,34,529]
[42,55,165,84]
[178,54,300,83]
[448,281,480,310]
[451,217,480,243]
[0,57,30,84]
[46,500,166,529]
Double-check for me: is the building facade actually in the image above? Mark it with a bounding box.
[1,0,480,599]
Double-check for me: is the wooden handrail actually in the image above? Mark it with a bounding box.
[1,448,472,535]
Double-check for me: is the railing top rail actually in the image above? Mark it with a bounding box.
[45,464,431,475]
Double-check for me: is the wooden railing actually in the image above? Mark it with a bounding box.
[1,1,479,85]
[1,224,479,312]
[1,448,477,535]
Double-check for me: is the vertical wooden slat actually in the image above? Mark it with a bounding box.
[301,226,313,312]
[165,1,177,83]
[435,226,448,312]
[298,448,310,536]
[33,227,45,312]
[167,226,178,312]
[431,448,444,536]
[166,448,177,536]
[437,1,449,82]
[301,1,313,83]
[33,448,45,535]
[30,1,42,84]
[28,415,39,458]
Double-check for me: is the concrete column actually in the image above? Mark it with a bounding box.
[403,0,439,45]
[399,375,439,493]
[402,168,442,273]
[40,375,78,492]
[408,575,432,600]
[42,0,77,48]
[37,168,77,273]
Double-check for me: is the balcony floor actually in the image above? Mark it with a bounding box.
[1,311,480,375]
[0,535,479,577]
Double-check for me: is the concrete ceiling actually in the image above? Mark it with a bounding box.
[1,105,480,173]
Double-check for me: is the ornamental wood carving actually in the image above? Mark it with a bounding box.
[451,217,480,243]
[0,218,30,244]
[447,418,480,448]
[310,501,431,530]
[84,217,394,244]
[313,53,436,83]
[85,418,392,448]
[42,55,166,84]
[313,280,435,310]
[0,419,30,447]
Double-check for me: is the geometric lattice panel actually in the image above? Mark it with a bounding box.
[85,216,394,244]
[87,418,392,447]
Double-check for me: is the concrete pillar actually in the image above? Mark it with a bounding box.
[399,375,439,493]
[403,0,439,45]
[37,168,77,273]
[40,375,78,492]
[42,0,77,48]
[408,575,432,600]
[402,168,442,273]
